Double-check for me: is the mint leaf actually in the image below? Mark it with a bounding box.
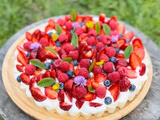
[37,78,55,87]
[95,22,101,35]
[71,11,76,22]
[103,24,111,35]
[88,86,95,93]
[89,60,96,73]
[55,24,62,35]
[45,46,58,55]
[124,45,133,59]
[63,57,72,62]
[71,33,78,48]
[30,60,47,69]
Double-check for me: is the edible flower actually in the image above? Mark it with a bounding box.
[52,83,60,90]
[72,22,80,28]
[74,76,86,87]
[86,21,94,29]
[30,42,42,51]
[111,35,118,42]
[51,33,58,41]
[96,60,105,66]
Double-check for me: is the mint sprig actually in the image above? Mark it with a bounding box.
[71,11,76,22]
[37,78,55,87]
[124,45,133,59]
[88,86,95,93]
[63,57,72,62]
[55,24,62,35]
[45,46,58,55]
[95,22,101,35]
[89,60,96,73]
[30,60,47,69]
[71,33,78,48]
[103,24,111,35]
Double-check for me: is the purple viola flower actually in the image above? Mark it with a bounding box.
[111,35,119,42]
[74,76,86,87]
[72,22,80,28]
[30,42,42,51]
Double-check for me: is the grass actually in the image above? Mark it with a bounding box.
[0,0,160,48]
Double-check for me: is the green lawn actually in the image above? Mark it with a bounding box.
[0,0,160,48]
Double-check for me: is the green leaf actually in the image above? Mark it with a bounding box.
[63,57,72,62]
[88,86,95,93]
[45,46,58,55]
[37,78,55,87]
[55,24,62,35]
[30,60,47,69]
[71,33,78,48]
[103,24,111,35]
[95,22,101,34]
[71,11,76,22]
[124,45,133,59]
[89,60,96,73]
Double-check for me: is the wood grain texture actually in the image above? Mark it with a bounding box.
[1,19,153,120]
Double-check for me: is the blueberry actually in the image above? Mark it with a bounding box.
[109,57,117,63]
[119,33,123,38]
[126,39,130,43]
[66,70,74,78]
[92,46,96,49]
[96,36,100,40]
[104,97,112,105]
[70,30,74,35]
[88,74,91,79]
[45,62,51,69]
[16,76,21,83]
[79,22,84,26]
[129,84,136,91]
[88,59,91,64]
[55,41,61,47]
[72,60,78,66]
[103,80,111,87]
[48,32,53,37]
[113,69,116,72]
[115,48,119,54]
[51,60,55,65]
[27,52,30,57]
[59,82,64,90]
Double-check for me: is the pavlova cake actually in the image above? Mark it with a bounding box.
[14,11,149,118]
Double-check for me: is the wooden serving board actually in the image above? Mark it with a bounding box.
[2,23,153,120]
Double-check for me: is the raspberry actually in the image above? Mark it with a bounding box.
[24,64,36,75]
[87,37,95,46]
[58,72,69,83]
[99,54,109,62]
[23,42,31,52]
[118,67,127,78]
[103,62,114,73]
[119,77,131,92]
[76,86,87,98]
[65,21,73,31]
[109,21,117,31]
[95,87,106,99]
[53,59,62,69]
[58,49,66,56]
[102,36,111,45]
[105,47,116,57]
[75,27,83,36]
[96,42,105,52]
[116,59,128,67]
[79,59,90,69]
[57,18,65,26]
[59,62,70,72]
[78,68,89,78]
[108,72,120,83]
[69,50,79,60]
[92,66,102,76]
[64,79,73,91]
[59,33,68,43]
[63,43,74,54]
[39,38,49,48]
[99,34,106,42]
[88,29,97,37]
[61,54,68,59]
[50,69,56,79]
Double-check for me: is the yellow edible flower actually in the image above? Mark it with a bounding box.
[52,83,60,90]
[51,33,58,41]
[96,60,105,66]
[86,21,94,29]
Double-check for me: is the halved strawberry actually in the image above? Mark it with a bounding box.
[69,63,74,72]
[72,85,77,98]
[78,33,88,44]
[61,27,68,34]
[64,15,70,22]
[43,33,50,40]
[17,45,25,53]
[31,36,38,43]
[109,84,120,101]
[124,31,134,40]
[83,15,92,23]
[97,48,105,61]
[32,29,41,41]
[139,63,146,76]
[29,50,37,60]
[50,69,56,79]
[134,48,145,60]
[20,73,30,85]
[29,77,36,90]
[91,82,105,89]
[86,77,95,87]
[89,102,102,107]
[129,52,142,70]
[36,73,44,83]
[16,64,24,72]
[45,25,54,33]
[95,73,107,83]
[26,32,32,41]
[85,92,96,101]
[33,70,42,78]
[49,38,55,47]
[31,87,47,102]
[45,50,58,59]
[117,23,125,34]
[115,53,125,59]
[64,79,73,91]
[37,47,46,61]
[117,38,126,48]
[75,98,85,109]
[44,70,51,77]
[59,102,72,111]
[58,90,64,102]
[45,87,57,100]
[99,13,106,23]
[74,65,80,76]
[65,91,72,102]
[17,52,29,66]
[48,19,55,27]
[127,68,137,78]
[76,16,84,23]
[85,50,93,58]
[132,38,143,49]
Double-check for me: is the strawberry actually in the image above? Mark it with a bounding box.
[79,33,88,44]
[76,16,84,23]
[37,47,46,61]
[109,84,120,101]
[65,91,72,102]
[30,87,47,102]
[91,82,104,89]
[45,87,57,99]
[116,59,128,67]
[117,38,126,48]
[45,25,54,33]
[117,23,125,34]
[17,45,25,53]
[119,77,131,92]
[29,77,36,90]
[95,87,106,99]
[64,79,73,91]
[124,31,134,40]
[97,48,105,61]
[89,102,102,107]
[86,77,95,87]
[17,52,29,66]
[50,69,56,79]
[85,50,93,58]
[58,90,64,102]
[99,13,106,23]
[16,64,24,72]
[32,29,41,41]
[36,73,44,83]
[72,85,77,98]
[43,33,50,40]
[64,15,70,22]
[29,50,37,60]
[31,36,38,43]
[69,63,74,71]
[44,70,51,77]
[121,43,130,50]
[45,50,58,59]
[132,38,143,49]
[95,73,107,83]
[59,102,72,111]
[108,16,117,23]
[134,48,145,60]
[129,52,142,70]
[85,92,96,101]
[75,98,85,109]
[83,15,92,23]
[127,68,137,78]
[33,70,42,78]
[139,63,146,76]
[26,32,32,41]
[115,53,125,59]
[48,19,55,27]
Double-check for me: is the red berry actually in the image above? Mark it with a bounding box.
[88,30,97,37]
[87,37,95,46]
[45,87,57,99]
[58,72,69,83]
[16,64,24,72]
[69,50,79,60]
[89,102,102,107]
[103,62,114,73]
[39,38,49,48]
[58,90,64,102]
[65,21,73,31]
[59,61,70,72]
[63,43,74,53]
[53,59,62,69]
[78,68,89,78]
[95,73,107,83]
[57,18,65,26]
[99,13,106,23]
[65,91,72,102]
[50,69,56,79]
[105,47,116,57]
[109,21,117,31]
[92,66,102,76]
[116,59,128,67]
[75,27,83,36]
[118,67,127,78]
[96,42,105,52]
[108,72,120,83]
[20,73,31,85]
[23,42,31,51]
[139,63,146,76]
[99,34,106,42]
[59,33,68,43]
[37,47,46,62]
[75,98,85,109]
[119,77,131,92]
[79,59,90,69]
[99,54,109,62]
[95,87,106,99]
[76,86,87,98]
[24,64,36,75]
[64,79,73,91]
[85,92,96,101]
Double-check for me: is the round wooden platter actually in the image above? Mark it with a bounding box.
[2,22,153,120]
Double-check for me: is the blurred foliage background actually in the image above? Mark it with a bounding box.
[0,0,160,48]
